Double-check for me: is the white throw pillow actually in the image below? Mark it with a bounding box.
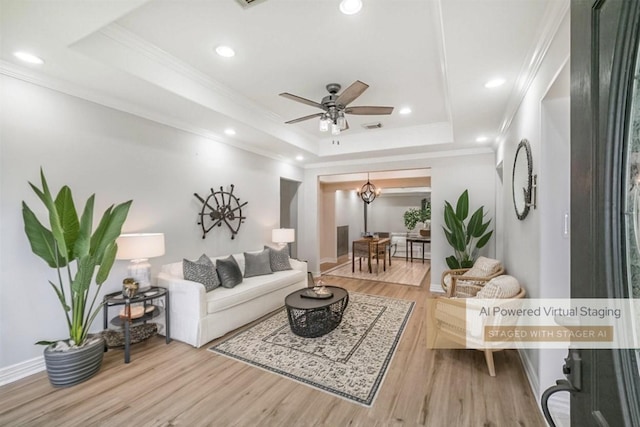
[476,275,521,299]
[463,256,502,278]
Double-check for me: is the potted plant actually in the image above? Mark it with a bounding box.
[403,207,422,231]
[442,190,493,269]
[22,170,131,387]
[404,200,431,235]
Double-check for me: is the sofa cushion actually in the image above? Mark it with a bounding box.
[183,254,220,292]
[216,255,243,288]
[476,275,521,299]
[205,269,305,314]
[244,249,273,278]
[265,245,292,271]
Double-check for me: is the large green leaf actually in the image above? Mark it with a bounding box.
[467,207,485,238]
[22,202,65,268]
[443,227,457,248]
[54,186,79,261]
[476,219,492,237]
[96,242,117,285]
[29,170,68,261]
[443,201,457,231]
[90,200,131,263]
[446,256,460,269]
[74,195,95,259]
[71,255,96,294]
[455,190,469,220]
[476,230,494,249]
[452,220,466,252]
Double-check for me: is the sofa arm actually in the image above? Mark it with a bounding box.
[157,273,207,319]
[289,258,308,274]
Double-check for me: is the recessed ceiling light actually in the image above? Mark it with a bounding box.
[476,136,489,143]
[215,45,235,58]
[224,128,236,136]
[399,107,412,115]
[340,0,363,15]
[295,155,304,161]
[484,78,505,88]
[13,51,44,65]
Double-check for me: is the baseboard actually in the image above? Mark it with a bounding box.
[429,283,444,294]
[0,356,45,386]
[320,257,337,264]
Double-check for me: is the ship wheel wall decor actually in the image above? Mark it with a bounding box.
[194,185,248,239]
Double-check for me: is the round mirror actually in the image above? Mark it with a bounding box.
[512,139,533,220]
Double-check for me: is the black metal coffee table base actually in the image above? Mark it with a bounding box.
[285,286,349,338]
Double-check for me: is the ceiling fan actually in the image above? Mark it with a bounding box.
[279,80,394,135]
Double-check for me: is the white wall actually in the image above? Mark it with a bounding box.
[0,75,303,369]
[495,9,570,413]
[368,194,428,234]
[300,151,497,288]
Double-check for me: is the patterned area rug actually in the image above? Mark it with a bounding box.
[323,258,430,286]
[209,292,414,406]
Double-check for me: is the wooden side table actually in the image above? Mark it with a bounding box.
[103,287,171,363]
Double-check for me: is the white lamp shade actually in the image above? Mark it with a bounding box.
[116,233,165,260]
[272,228,295,244]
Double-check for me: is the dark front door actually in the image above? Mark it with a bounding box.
[570,0,640,425]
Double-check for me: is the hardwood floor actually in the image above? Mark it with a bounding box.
[0,271,544,426]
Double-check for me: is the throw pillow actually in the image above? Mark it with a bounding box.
[244,249,273,278]
[477,275,521,299]
[463,256,502,278]
[216,255,243,288]
[265,245,292,272]
[183,254,220,292]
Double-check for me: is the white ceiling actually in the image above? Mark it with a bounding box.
[0,0,568,167]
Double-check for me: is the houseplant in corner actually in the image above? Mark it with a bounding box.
[22,169,131,387]
[442,190,493,269]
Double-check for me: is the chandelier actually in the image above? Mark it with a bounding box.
[358,173,380,204]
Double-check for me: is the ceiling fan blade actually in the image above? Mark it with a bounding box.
[336,80,369,107]
[345,106,394,115]
[279,92,324,109]
[285,112,323,124]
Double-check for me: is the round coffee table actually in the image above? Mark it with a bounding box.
[285,286,349,338]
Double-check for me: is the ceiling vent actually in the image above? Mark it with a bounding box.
[362,122,383,130]
[235,0,267,8]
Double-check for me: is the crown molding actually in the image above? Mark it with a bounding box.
[0,61,304,165]
[497,0,570,139]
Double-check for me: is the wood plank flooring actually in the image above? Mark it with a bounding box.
[0,270,544,426]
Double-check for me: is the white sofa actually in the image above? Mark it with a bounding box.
[156,253,308,348]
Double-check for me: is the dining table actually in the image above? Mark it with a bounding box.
[351,237,391,274]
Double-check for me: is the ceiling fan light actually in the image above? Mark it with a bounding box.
[319,117,329,132]
[340,0,362,15]
[331,123,341,135]
[337,113,346,130]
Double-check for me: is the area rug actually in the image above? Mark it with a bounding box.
[209,293,414,406]
[323,258,430,287]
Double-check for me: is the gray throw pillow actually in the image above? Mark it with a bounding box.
[183,254,220,292]
[244,249,273,278]
[265,245,292,272]
[216,255,243,288]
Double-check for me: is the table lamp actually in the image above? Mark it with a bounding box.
[272,228,295,252]
[116,233,165,289]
